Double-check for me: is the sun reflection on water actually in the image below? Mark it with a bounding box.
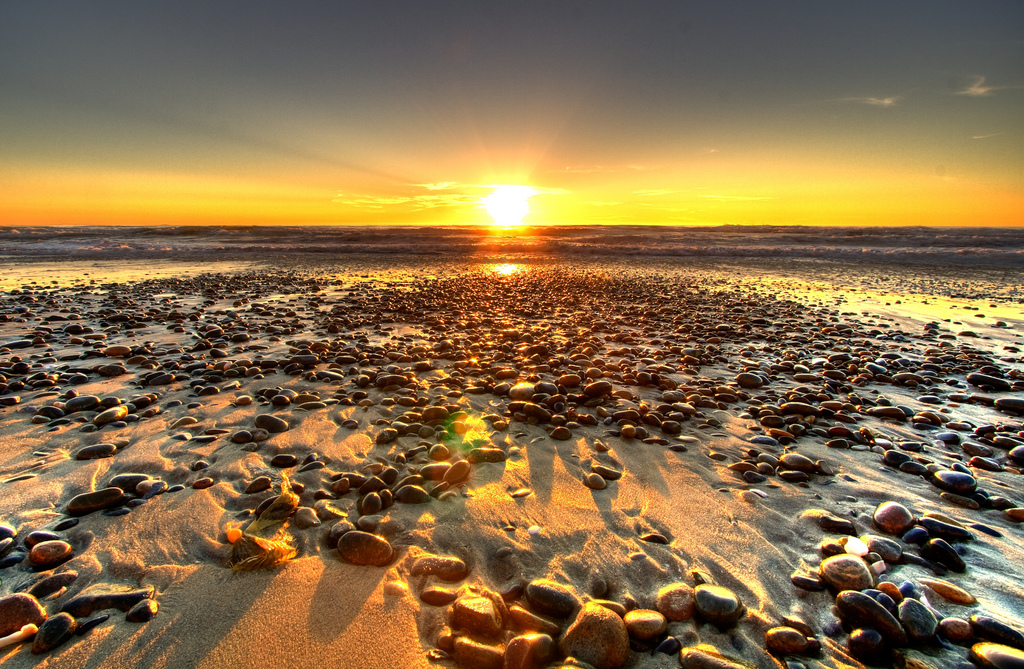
[488,263,524,276]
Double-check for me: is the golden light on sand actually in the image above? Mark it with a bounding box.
[490,263,523,276]
[482,185,535,227]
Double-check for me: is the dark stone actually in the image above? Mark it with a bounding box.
[835,590,908,646]
[971,616,1024,651]
[254,414,288,433]
[693,584,744,628]
[921,538,966,573]
[126,599,159,622]
[970,642,1024,669]
[0,593,48,636]
[337,531,393,566]
[61,586,155,618]
[66,487,125,516]
[525,579,580,618]
[32,612,77,654]
[899,598,938,643]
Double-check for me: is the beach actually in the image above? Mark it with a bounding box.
[1,227,1024,669]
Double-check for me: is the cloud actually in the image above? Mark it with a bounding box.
[332,182,569,212]
[585,201,623,207]
[972,133,1002,140]
[556,164,658,174]
[413,181,460,190]
[837,96,900,107]
[956,75,1024,97]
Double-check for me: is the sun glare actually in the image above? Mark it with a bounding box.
[482,185,535,227]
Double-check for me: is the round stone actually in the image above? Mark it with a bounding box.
[337,531,393,566]
[899,598,938,643]
[29,540,73,568]
[509,382,535,401]
[939,617,974,644]
[819,554,874,591]
[254,414,288,433]
[656,582,696,621]
[525,579,580,618]
[126,599,159,623]
[780,452,816,473]
[873,501,914,535]
[848,628,885,664]
[410,555,468,582]
[558,601,629,669]
[0,593,48,637]
[933,470,977,495]
[31,612,77,654]
[765,626,810,655]
[693,584,744,628]
[67,487,125,516]
[623,609,667,640]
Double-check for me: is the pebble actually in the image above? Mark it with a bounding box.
[410,555,468,582]
[873,501,915,535]
[31,612,77,654]
[254,414,288,433]
[970,643,1024,669]
[558,601,630,669]
[835,590,908,646]
[819,554,875,591]
[693,584,744,628]
[66,487,126,516]
[28,540,73,569]
[525,579,580,618]
[126,599,159,623]
[765,626,810,655]
[337,531,393,567]
[0,593,48,637]
[452,593,504,638]
[899,597,938,643]
[61,587,155,618]
[656,582,696,621]
[623,609,667,640]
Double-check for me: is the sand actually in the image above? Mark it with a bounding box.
[1,254,1023,669]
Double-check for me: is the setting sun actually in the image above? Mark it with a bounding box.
[482,185,535,227]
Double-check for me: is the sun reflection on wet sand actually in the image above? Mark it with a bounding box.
[489,263,524,277]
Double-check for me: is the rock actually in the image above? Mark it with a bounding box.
[443,460,471,485]
[656,582,696,621]
[410,555,468,582]
[270,454,297,468]
[550,426,572,440]
[971,615,1024,651]
[558,601,629,669]
[940,617,974,644]
[27,571,79,599]
[583,381,612,397]
[93,405,128,425]
[835,590,908,646]
[623,609,667,640]
[0,593,48,637]
[919,578,976,605]
[337,531,393,566]
[932,470,977,495]
[504,633,556,669]
[31,612,77,654]
[420,586,458,606]
[693,584,744,628]
[293,507,320,529]
[819,554,874,591]
[61,586,155,618]
[848,628,886,664]
[395,485,431,504]
[873,501,915,535]
[862,535,902,563]
[245,476,272,494]
[254,414,288,433]
[126,599,158,622]
[970,643,1024,669]
[29,540,73,568]
[452,594,503,638]
[75,443,116,460]
[508,604,562,637]
[452,636,504,669]
[525,579,580,618]
[765,626,810,655]
[678,648,751,668]
[921,538,966,572]
[108,473,151,494]
[779,453,816,473]
[735,373,763,389]
[899,598,938,643]
[967,373,1011,391]
[375,428,398,445]
[67,487,125,516]
[509,383,536,401]
[995,398,1024,413]
[583,473,607,490]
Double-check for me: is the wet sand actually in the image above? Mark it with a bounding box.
[1,254,1023,669]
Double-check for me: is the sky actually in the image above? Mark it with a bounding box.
[1,2,1022,227]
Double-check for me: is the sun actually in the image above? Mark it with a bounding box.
[482,185,535,227]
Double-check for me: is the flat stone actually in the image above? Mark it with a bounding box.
[61,586,155,618]
[66,487,125,516]
[623,609,667,640]
[254,414,288,433]
[971,615,1024,651]
[835,590,908,646]
[337,531,393,567]
[504,634,555,669]
[678,648,750,669]
[27,571,79,599]
[31,612,77,654]
[971,643,1024,669]
[693,584,744,628]
[452,636,504,669]
[75,443,116,460]
[919,578,976,605]
[819,554,874,591]
[558,601,629,669]
[525,579,580,618]
[765,626,810,655]
[933,470,977,495]
[410,555,468,582]
[28,540,73,568]
[656,582,696,621]
[0,593,48,637]
[452,594,503,638]
[126,599,159,623]
[899,598,938,643]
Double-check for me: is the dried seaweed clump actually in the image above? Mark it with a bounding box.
[229,472,299,571]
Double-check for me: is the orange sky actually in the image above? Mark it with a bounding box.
[1,3,1022,227]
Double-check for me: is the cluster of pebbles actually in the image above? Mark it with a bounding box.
[1,262,1023,668]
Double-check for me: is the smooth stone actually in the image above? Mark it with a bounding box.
[108,473,151,494]
[623,609,667,640]
[693,584,744,628]
[940,617,975,644]
[921,538,966,572]
[678,648,749,669]
[270,454,297,468]
[508,604,562,637]
[933,470,977,495]
[971,643,1024,669]
[452,594,504,638]
[93,405,128,425]
[245,476,272,494]
[525,579,580,618]
[337,531,393,566]
[66,487,125,516]
[874,501,915,535]
[32,612,77,654]
[254,414,288,433]
[863,535,902,563]
[765,626,810,655]
[28,540,73,568]
[61,587,155,618]
[410,555,468,582]
[293,507,320,529]
[420,586,458,607]
[848,628,886,664]
[656,582,696,621]
[75,443,116,460]
[504,633,555,669]
[835,590,908,646]
[125,599,158,622]
[558,601,629,669]
[395,485,431,504]
[819,554,874,591]
[0,593,48,637]
[919,578,976,605]
[27,571,79,599]
[971,616,1024,651]
[452,636,504,669]
[899,598,938,643]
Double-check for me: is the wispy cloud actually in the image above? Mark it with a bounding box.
[837,96,900,107]
[557,164,658,174]
[332,182,568,212]
[413,181,460,190]
[585,201,622,207]
[957,75,1024,97]
[972,133,1002,140]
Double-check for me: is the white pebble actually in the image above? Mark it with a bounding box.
[844,537,869,557]
[871,561,886,575]
[528,525,541,536]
